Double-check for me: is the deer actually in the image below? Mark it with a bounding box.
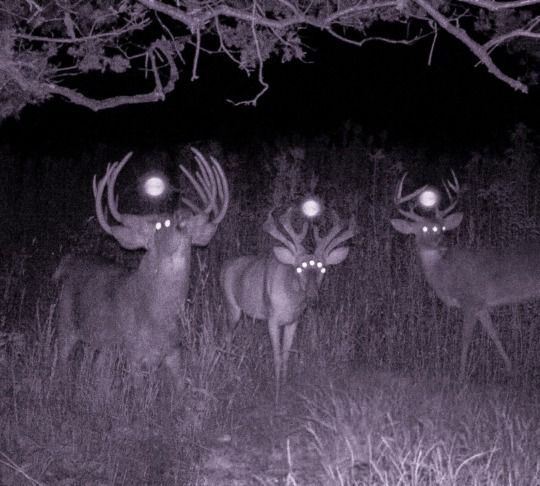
[220,207,356,401]
[390,171,540,381]
[53,148,229,389]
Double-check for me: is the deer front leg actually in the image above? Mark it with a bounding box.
[282,321,298,384]
[477,309,512,374]
[268,317,283,403]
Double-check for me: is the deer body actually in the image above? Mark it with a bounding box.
[221,253,313,323]
[418,246,540,310]
[221,208,355,401]
[54,150,229,388]
[390,172,536,379]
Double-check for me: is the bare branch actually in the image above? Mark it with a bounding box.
[413,0,529,93]
[457,0,540,10]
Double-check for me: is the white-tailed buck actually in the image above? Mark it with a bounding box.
[391,171,540,380]
[220,207,355,400]
[54,149,229,388]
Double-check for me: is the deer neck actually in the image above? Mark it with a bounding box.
[266,256,307,316]
[416,244,448,283]
[135,248,192,319]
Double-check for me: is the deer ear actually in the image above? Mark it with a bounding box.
[185,213,217,246]
[191,223,217,246]
[390,219,416,235]
[325,246,350,265]
[443,212,463,231]
[273,246,296,265]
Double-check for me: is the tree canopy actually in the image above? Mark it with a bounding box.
[1,0,538,120]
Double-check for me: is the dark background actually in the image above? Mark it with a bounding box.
[1,29,538,156]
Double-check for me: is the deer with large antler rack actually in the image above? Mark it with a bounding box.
[220,206,356,402]
[54,148,229,389]
[391,170,540,380]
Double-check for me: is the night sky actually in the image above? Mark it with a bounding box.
[2,28,538,157]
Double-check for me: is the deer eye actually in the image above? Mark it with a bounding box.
[296,267,302,274]
[164,219,171,228]
[432,226,438,232]
[442,226,447,231]
[422,226,428,233]
[309,260,315,266]
[320,267,326,274]
[316,262,323,268]
[155,222,162,230]
[301,262,308,268]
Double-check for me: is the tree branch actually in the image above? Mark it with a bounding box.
[413,0,529,93]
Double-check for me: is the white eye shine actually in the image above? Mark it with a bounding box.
[302,262,308,268]
[317,262,323,268]
[155,222,162,230]
[296,267,302,274]
[320,267,326,274]
[309,260,315,266]
[432,226,438,232]
[422,226,428,233]
[442,226,446,231]
[164,219,171,227]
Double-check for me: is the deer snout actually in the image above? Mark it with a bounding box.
[304,272,320,303]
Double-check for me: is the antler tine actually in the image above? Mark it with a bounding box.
[313,209,341,246]
[209,155,229,224]
[394,172,426,223]
[106,153,133,223]
[324,215,357,256]
[180,148,217,215]
[314,211,356,258]
[438,169,460,218]
[93,153,133,235]
[263,208,298,254]
[279,207,308,247]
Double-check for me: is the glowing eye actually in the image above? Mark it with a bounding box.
[155,222,162,230]
[442,226,446,231]
[422,226,428,233]
[316,262,323,268]
[309,260,315,266]
[302,262,308,268]
[296,267,302,273]
[320,267,326,274]
[432,226,438,232]
[164,219,171,227]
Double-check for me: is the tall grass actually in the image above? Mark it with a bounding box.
[1,123,539,484]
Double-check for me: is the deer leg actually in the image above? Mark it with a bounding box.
[459,308,477,381]
[282,321,298,384]
[56,287,78,366]
[477,309,512,373]
[268,317,282,403]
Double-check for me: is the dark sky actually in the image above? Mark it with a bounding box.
[1,28,538,155]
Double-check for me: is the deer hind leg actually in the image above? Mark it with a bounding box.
[268,318,283,403]
[477,309,512,373]
[55,286,79,366]
[459,308,477,381]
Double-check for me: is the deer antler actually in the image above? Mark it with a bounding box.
[93,152,133,234]
[437,169,460,218]
[394,172,427,222]
[314,210,356,260]
[180,148,229,225]
[263,207,308,254]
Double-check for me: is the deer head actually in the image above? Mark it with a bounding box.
[391,170,463,249]
[264,207,356,301]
